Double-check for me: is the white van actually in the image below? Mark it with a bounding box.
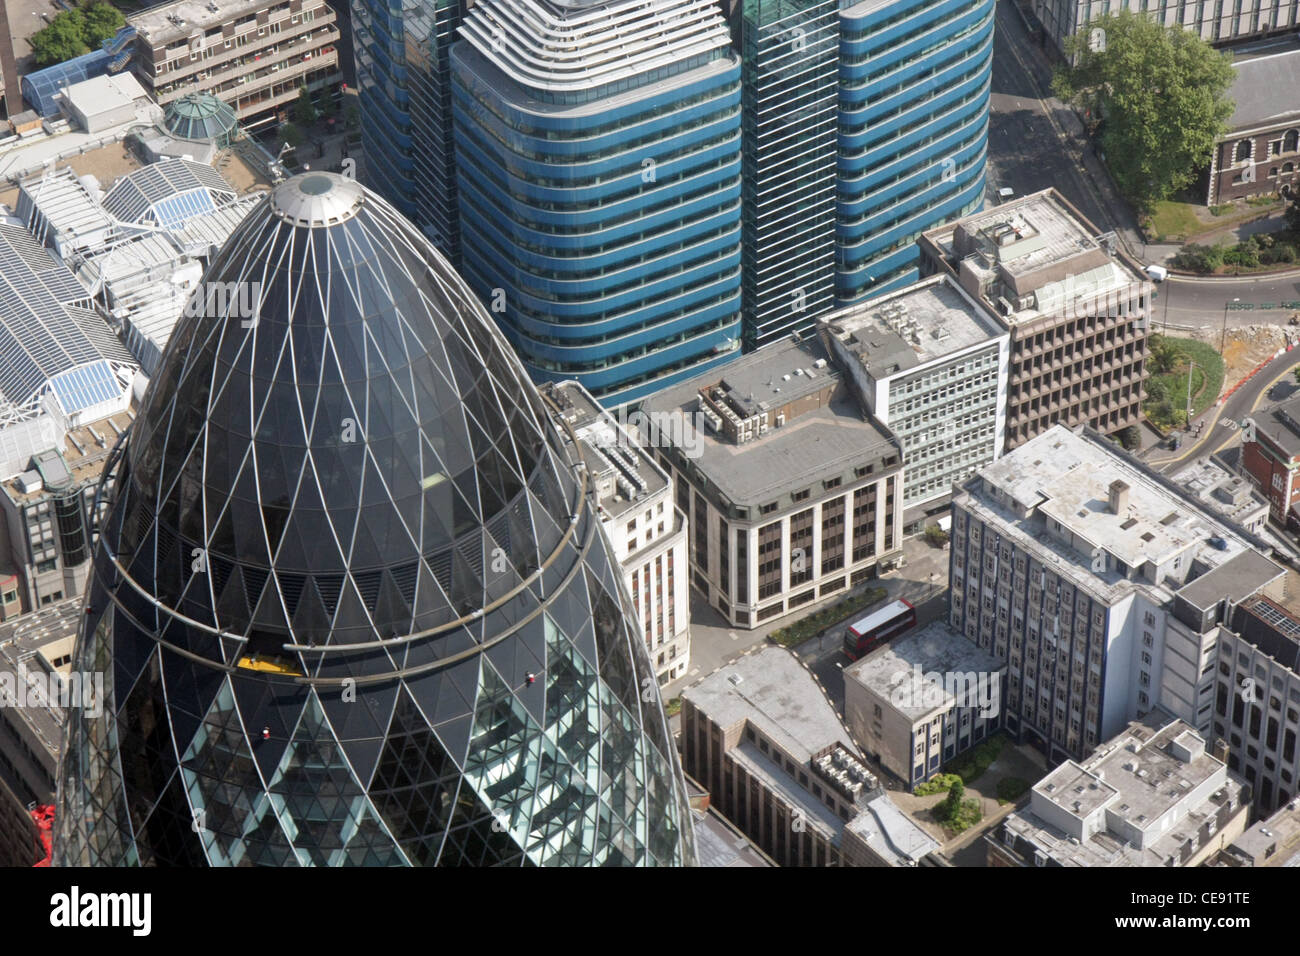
[1145,264,1168,282]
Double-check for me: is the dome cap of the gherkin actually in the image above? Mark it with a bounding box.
[118,169,573,651]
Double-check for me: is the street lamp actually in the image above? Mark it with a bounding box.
[1221,297,1240,353]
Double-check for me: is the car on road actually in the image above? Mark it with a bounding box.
[1145,264,1168,283]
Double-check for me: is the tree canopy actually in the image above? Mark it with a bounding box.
[29,2,126,67]
[1052,11,1235,209]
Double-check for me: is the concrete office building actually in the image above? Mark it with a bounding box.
[1170,458,1269,535]
[844,620,1005,786]
[835,0,993,303]
[950,424,1285,765]
[987,716,1250,867]
[1241,394,1300,524]
[681,647,940,866]
[1206,797,1300,866]
[919,189,1151,451]
[122,0,342,132]
[1210,593,1300,814]
[820,274,1009,525]
[0,599,82,808]
[640,334,904,629]
[1207,36,1300,206]
[542,381,692,683]
[0,775,39,867]
[451,0,744,404]
[1032,0,1299,60]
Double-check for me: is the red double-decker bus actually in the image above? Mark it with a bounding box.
[842,599,916,660]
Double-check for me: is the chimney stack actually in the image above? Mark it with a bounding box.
[1108,479,1130,515]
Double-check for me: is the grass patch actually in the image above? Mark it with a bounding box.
[913,773,962,797]
[945,734,1007,785]
[1144,199,1201,240]
[996,777,1031,804]
[768,586,888,648]
[1143,335,1226,430]
[664,697,682,718]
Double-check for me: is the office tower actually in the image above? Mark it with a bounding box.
[55,172,694,867]
[950,424,1285,766]
[836,0,994,303]
[451,0,744,405]
[1034,0,1299,59]
[542,382,692,684]
[732,0,840,349]
[920,189,1151,451]
[640,334,904,630]
[352,0,465,256]
[818,273,1009,528]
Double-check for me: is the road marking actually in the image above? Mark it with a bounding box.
[1220,418,1238,430]
[689,668,699,676]
[727,630,738,641]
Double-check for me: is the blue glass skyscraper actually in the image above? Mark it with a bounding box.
[449,0,744,405]
[352,0,465,260]
[835,0,994,304]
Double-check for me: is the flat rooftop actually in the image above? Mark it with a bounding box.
[1170,458,1267,526]
[823,274,1006,380]
[968,426,1256,597]
[1177,549,1285,613]
[844,620,1004,720]
[542,381,669,521]
[0,597,85,772]
[846,793,941,865]
[1005,717,1244,866]
[641,337,899,508]
[922,189,1148,324]
[1221,799,1300,867]
[3,410,134,503]
[131,0,320,45]
[685,646,854,765]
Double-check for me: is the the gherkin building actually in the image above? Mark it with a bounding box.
[54,172,695,867]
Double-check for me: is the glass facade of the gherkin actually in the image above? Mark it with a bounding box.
[53,171,695,867]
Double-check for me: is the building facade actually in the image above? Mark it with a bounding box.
[641,335,904,630]
[1241,395,1300,523]
[836,0,993,303]
[55,172,695,867]
[1032,0,1300,60]
[729,0,840,350]
[352,0,464,254]
[1207,37,1300,206]
[820,273,1009,524]
[1211,595,1300,815]
[920,189,1151,451]
[987,716,1250,867]
[450,0,744,405]
[950,425,1283,766]
[682,647,939,866]
[844,620,1005,786]
[542,382,692,684]
[123,0,343,133]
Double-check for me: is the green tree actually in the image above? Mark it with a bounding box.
[942,778,965,822]
[1286,193,1300,236]
[80,1,125,46]
[1052,11,1235,209]
[1292,366,1300,386]
[29,11,91,66]
[1148,334,1178,374]
[292,86,318,126]
[282,123,304,148]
